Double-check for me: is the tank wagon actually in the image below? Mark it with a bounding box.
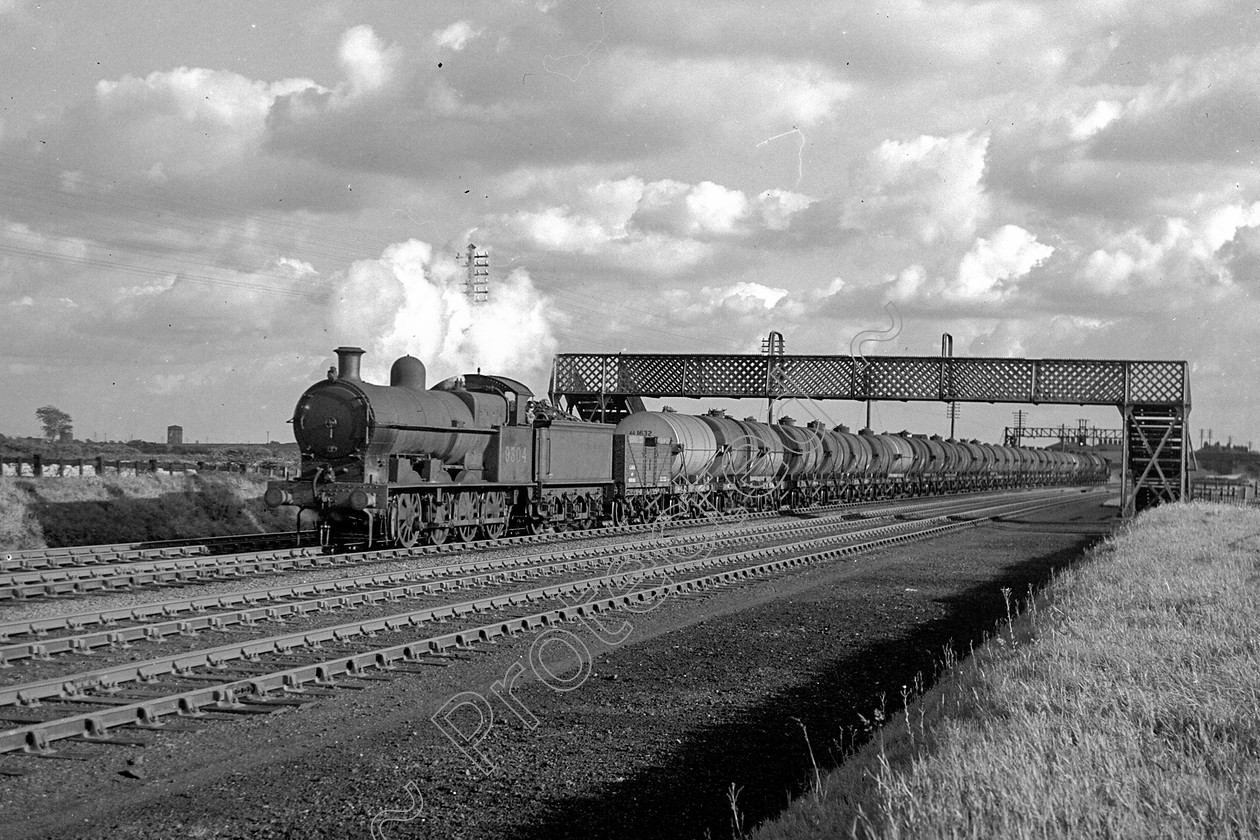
[265,348,1109,547]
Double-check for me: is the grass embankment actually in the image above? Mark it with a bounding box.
[754,502,1260,840]
[0,473,293,551]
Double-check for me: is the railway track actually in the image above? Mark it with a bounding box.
[0,531,314,573]
[0,488,1083,600]
[0,487,1099,758]
[0,490,1060,660]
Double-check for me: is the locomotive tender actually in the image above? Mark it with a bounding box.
[265,347,1109,547]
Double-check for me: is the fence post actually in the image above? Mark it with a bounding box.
[149,459,158,473]
[32,454,42,477]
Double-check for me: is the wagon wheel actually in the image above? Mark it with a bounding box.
[425,497,450,546]
[392,494,421,549]
[627,497,647,525]
[609,499,627,527]
[561,497,584,531]
[455,492,480,543]
[479,492,507,540]
[587,493,606,528]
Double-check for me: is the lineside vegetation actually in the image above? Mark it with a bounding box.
[753,502,1260,840]
[0,473,293,551]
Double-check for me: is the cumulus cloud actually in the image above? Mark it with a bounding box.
[1069,100,1123,142]
[327,239,559,389]
[491,176,816,274]
[845,132,991,245]
[5,1,1260,445]
[880,225,1052,309]
[338,25,400,96]
[956,226,1054,298]
[612,54,852,132]
[660,281,806,336]
[91,67,322,168]
[758,189,815,231]
[434,20,483,51]
[632,180,750,238]
[1076,203,1260,302]
[1089,46,1260,163]
[2,62,369,222]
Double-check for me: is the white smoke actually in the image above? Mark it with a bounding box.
[328,239,559,389]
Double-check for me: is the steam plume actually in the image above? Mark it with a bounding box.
[328,239,559,389]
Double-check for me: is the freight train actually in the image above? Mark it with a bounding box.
[264,347,1109,547]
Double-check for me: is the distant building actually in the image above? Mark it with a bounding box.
[167,425,184,446]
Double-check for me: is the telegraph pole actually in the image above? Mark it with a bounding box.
[761,330,785,423]
[462,244,490,303]
[942,333,956,438]
[1011,409,1028,446]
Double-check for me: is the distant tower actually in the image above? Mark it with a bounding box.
[167,425,183,446]
[463,244,490,304]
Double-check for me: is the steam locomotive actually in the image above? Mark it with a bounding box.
[264,347,1109,547]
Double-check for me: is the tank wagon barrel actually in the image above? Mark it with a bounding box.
[265,348,1110,547]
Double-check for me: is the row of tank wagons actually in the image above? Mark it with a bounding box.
[611,409,1108,484]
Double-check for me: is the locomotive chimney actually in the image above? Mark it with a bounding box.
[335,346,365,381]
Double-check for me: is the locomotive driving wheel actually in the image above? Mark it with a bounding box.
[479,491,507,540]
[391,494,421,549]
[425,496,450,546]
[454,491,480,543]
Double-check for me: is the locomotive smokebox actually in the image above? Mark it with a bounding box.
[335,346,365,381]
[390,355,426,390]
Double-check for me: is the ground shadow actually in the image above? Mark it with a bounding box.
[505,529,1107,840]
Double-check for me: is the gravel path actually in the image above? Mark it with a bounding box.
[0,493,1114,840]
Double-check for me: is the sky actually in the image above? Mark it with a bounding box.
[1,0,1258,447]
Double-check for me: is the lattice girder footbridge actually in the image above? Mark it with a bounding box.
[549,353,1190,516]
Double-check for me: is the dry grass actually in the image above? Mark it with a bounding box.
[753,502,1260,840]
[0,480,47,551]
[0,473,292,550]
